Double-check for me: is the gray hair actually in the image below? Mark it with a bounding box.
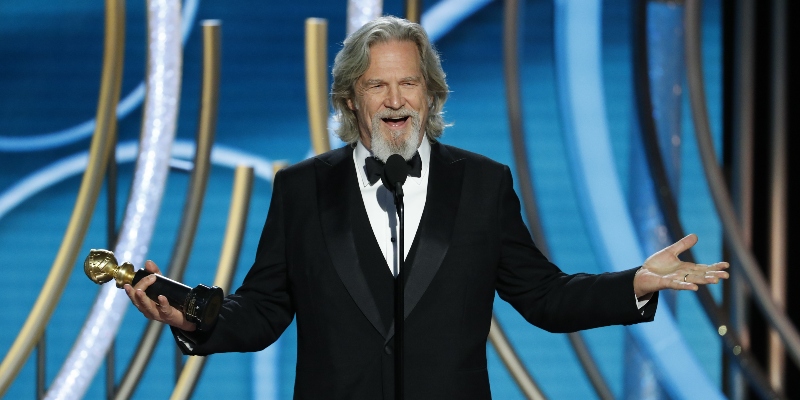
[331,16,450,144]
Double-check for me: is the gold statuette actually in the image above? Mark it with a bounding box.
[85,249,137,288]
[84,249,223,331]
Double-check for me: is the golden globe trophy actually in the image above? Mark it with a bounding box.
[84,249,223,331]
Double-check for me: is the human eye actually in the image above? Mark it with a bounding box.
[364,80,384,91]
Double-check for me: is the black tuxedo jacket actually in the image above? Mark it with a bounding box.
[174,142,657,399]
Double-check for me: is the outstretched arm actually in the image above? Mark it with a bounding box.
[633,233,729,299]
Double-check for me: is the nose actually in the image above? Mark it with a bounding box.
[384,85,404,109]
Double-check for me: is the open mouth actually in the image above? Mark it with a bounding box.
[381,116,410,127]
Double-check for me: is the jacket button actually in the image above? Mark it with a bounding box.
[384,345,392,355]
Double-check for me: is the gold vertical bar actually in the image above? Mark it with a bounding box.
[113,20,221,400]
[305,18,330,155]
[768,0,788,391]
[686,0,800,370]
[405,0,421,24]
[0,0,125,395]
[210,166,253,294]
[169,19,222,278]
[169,166,254,400]
[272,160,289,179]
[727,0,755,396]
[497,0,571,397]
[489,317,547,400]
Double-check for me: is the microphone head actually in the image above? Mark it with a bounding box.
[382,154,409,191]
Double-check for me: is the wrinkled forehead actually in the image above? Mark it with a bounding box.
[359,40,424,79]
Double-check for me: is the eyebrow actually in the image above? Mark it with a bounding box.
[400,76,422,83]
[361,76,422,86]
[362,79,384,86]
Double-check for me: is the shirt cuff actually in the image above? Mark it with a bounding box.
[174,330,195,352]
[635,293,653,311]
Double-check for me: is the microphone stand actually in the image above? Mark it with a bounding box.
[382,153,409,400]
[393,182,405,400]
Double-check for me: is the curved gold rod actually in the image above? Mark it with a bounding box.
[305,18,330,155]
[631,2,778,397]
[405,0,421,24]
[767,0,788,388]
[113,20,221,400]
[685,0,800,371]
[170,166,254,400]
[500,0,607,398]
[489,318,546,400]
[0,0,125,394]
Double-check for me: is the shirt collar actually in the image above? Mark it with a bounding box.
[354,136,431,187]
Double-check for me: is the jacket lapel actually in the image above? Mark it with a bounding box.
[317,147,388,339]
[386,142,465,343]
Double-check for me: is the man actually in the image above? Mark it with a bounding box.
[126,16,728,399]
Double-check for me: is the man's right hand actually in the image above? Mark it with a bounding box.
[123,260,197,332]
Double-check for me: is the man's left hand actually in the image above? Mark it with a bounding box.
[633,233,729,298]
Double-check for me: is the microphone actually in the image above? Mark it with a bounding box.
[383,153,408,400]
[382,154,409,196]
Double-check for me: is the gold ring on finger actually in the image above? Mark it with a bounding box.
[683,273,689,282]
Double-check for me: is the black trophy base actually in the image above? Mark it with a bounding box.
[132,270,223,331]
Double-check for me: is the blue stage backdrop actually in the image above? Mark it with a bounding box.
[0,0,722,398]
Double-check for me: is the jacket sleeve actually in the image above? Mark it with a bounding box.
[493,166,657,333]
[172,169,295,355]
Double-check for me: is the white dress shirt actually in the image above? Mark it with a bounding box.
[353,138,431,276]
[174,138,649,348]
[352,138,648,310]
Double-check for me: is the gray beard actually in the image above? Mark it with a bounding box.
[369,108,422,162]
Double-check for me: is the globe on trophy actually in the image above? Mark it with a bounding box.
[84,249,223,331]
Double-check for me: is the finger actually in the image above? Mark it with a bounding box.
[144,260,162,275]
[688,262,730,274]
[676,272,696,285]
[123,284,134,299]
[133,289,150,310]
[125,284,147,310]
[708,261,729,270]
[156,295,188,327]
[134,289,160,319]
[133,274,158,291]
[669,277,698,291]
[156,295,168,309]
[687,263,709,274]
[682,271,729,285]
[689,273,720,284]
[667,234,698,257]
[156,295,175,318]
[702,270,730,281]
[124,284,140,308]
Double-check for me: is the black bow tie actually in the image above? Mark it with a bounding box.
[364,152,422,185]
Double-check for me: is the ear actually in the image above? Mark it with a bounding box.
[346,98,356,111]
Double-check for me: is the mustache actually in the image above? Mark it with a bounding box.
[374,108,419,119]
